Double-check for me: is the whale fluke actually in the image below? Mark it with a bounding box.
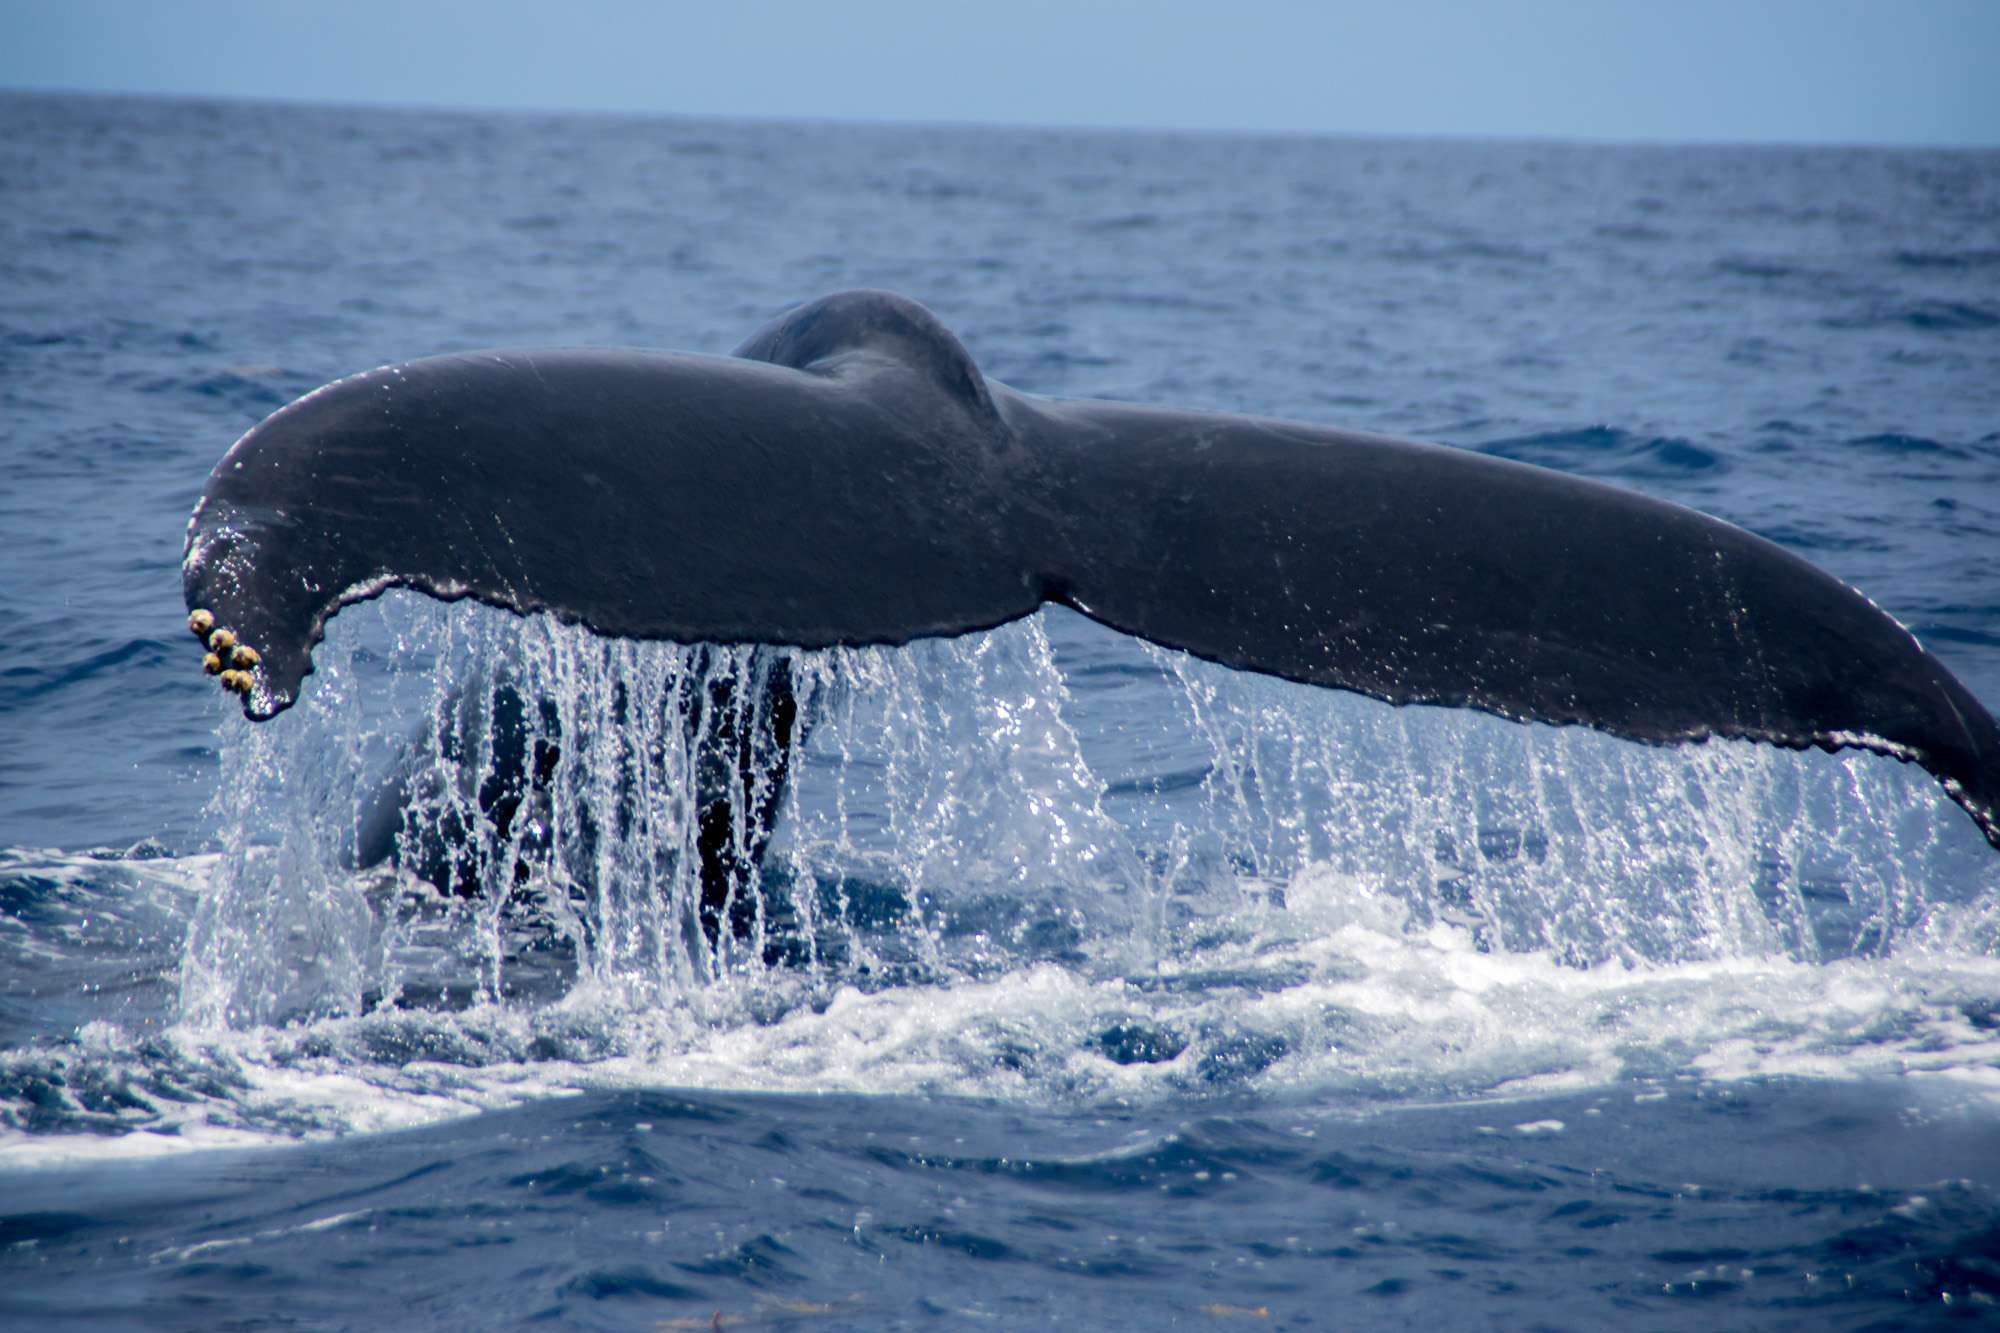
[182,290,2000,849]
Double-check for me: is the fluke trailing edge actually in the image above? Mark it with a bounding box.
[183,289,2000,849]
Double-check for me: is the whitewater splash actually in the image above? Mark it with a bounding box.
[180,598,1152,1029]
[178,595,1998,1024]
[7,594,1986,1162]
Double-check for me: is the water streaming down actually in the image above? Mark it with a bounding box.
[1144,641,1998,968]
[176,594,1998,1074]
[179,598,1158,1032]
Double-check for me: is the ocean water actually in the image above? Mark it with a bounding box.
[3,90,1999,1328]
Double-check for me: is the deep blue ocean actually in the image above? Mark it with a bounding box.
[4,91,2000,1328]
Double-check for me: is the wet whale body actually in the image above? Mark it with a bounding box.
[183,289,2000,855]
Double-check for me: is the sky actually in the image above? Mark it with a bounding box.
[2,0,1996,147]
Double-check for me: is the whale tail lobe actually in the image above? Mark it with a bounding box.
[1026,393,2000,849]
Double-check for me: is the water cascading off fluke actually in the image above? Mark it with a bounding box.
[179,598,1156,1028]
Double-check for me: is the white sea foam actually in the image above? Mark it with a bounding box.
[7,883,1999,1167]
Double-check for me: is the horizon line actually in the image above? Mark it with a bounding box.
[7,82,1997,155]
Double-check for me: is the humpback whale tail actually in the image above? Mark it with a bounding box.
[181,290,2000,852]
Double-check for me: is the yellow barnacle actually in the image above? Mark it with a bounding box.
[230,645,260,670]
[203,653,223,676]
[208,628,236,654]
[188,608,215,639]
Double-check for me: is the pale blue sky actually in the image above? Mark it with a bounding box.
[3,0,1996,145]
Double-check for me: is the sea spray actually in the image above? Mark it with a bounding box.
[11,603,1995,1153]
[180,597,1154,1028]
[179,596,1999,1038]
[1139,628,1996,965]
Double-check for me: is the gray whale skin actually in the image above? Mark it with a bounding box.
[182,289,2000,850]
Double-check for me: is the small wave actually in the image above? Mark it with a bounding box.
[1590,222,1670,243]
[1055,289,1235,314]
[1749,523,1893,554]
[1828,301,2000,333]
[0,636,172,709]
[1893,248,2000,270]
[1024,347,1118,371]
[1631,439,1724,473]
[1473,426,1724,478]
[1913,624,2000,652]
[896,167,980,201]
[374,139,458,165]
[1381,239,1549,267]
[1906,302,2000,331]
[1845,432,1970,458]
[0,325,74,349]
[136,368,302,413]
[1713,255,1810,281]
[1085,212,1163,232]
[1896,600,2000,652]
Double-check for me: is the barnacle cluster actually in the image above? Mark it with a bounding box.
[188,608,258,696]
